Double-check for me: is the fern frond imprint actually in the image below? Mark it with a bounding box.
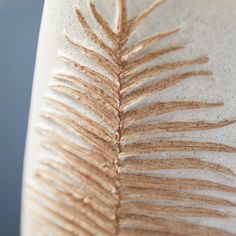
[25,0,236,235]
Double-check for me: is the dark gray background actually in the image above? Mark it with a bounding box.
[0,1,44,235]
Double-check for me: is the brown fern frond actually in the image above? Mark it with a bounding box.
[89,3,119,46]
[121,70,212,110]
[120,157,236,176]
[65,33,120,76]
[53,73,118,109]
[124,0,165,40]
[124,44,184,74]
[122,27,180,60]
[119,174,236,193]
[60,55,119,95]
[121,187,236,206]
[24,0,236,235]
[119,215,235,236]
[121,57,210,93]
[124,101,224,122]
[122,120,236,141]
[75,8,120,63]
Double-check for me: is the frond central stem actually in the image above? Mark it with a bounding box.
[114,47,124,236]
[114,2,127,234]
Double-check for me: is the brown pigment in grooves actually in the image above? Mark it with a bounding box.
[122,120,236,142]
[75,8,120,64]
[60,55,119,96]
[27,186,114,235]
[26,197,92,236]
[120,187,236,207]
[113,0,128,234]
[121,70,212,110]
[124,101,224,122]
[89,2,119,46]
[123,0,165,41]
[38,160,116,210]
[34,168,116,221]
[40,137,117,179]
[118,202,229,218]
[37,127,116,165]
[26,206,73,236]
[119,215,235,236]
[53,73,118,109]
[120,157,236,177]
[122,26,180,61]
[41,140,117,193]
[65,33,120,76]
[45,97,116,142]
[120,174,236,193]
[124,44,184,74]
[41,112,117,157]
[50,85,119,130]
[120,57,210,94]
[40,159,118,207]
[26,0,236,235]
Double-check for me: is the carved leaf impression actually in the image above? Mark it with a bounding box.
[25,0,236,235]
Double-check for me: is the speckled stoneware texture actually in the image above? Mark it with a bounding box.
[22,0,236,235]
